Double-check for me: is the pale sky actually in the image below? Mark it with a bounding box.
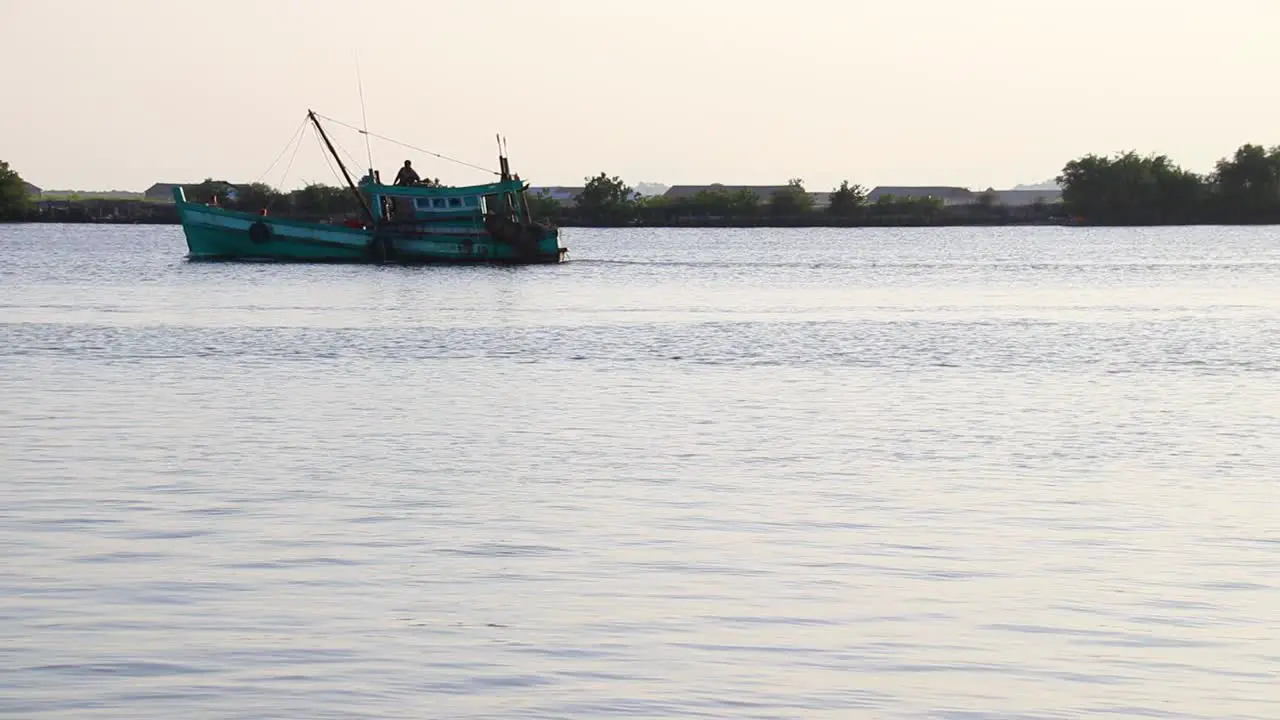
[3,0,1279,193]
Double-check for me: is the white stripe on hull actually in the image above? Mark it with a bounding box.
[181,208,369,246]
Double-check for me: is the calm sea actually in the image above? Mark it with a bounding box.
[2,223,1279,719]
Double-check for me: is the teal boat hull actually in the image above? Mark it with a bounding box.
[175,191,567,265]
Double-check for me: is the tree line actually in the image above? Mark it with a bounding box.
[1058,144,1280,224]
[543,143,1280,226]
[0,161,978,225]
[6,143,1280,226]
[191,179,372,219]
[0,169,377,222]
[527,174,975,226]
[216,175,938,225]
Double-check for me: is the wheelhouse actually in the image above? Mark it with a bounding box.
[358,176,531,224]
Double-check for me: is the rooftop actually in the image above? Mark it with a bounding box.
[663,184,794,200]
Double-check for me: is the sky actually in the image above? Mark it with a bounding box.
[3,0,1280,193]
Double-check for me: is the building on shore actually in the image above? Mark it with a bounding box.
[986,188,1063,206]
[144,183,181,202]
[131,177,1060,210]
[865,186,1063,207]
[661,184,832,209]
[144,181,241,203]
[22,182,42,199]
[663,184,790,203]
[866,186,976,206]
[527,186,585,207]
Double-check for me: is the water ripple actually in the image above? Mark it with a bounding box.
[2,225,1279,718]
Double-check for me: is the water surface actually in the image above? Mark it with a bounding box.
[2,223,1279,718]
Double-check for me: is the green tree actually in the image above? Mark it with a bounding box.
[1057,151,1206,224]
[229,182,285,212]
[575,172,635,224]
[685,186,760,216]
[1211,144,1280,222]
[525,189,562,222]
[770,178,814,216]
[636,194,670,209]
[1151,156,1206,221]
[903,196,945,212]
[290,183,360,217]
[0,160,28,219]
[827,180,867,216]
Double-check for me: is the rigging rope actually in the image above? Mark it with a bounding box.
[313,112,500,176]
[312,124,348,188]
[355,51,375,175]
[253,116,309,185]
[265,122,307,212]
[277,123,306,189]
[327,131,368,180]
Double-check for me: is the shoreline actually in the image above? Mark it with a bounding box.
[8,217,1280,228]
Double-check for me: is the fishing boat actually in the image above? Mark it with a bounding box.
[177,111,567,264]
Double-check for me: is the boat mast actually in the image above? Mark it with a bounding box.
[499,135,532,224]
[355,51,375,178]
[307,109,376,227]
[496,134,511,182]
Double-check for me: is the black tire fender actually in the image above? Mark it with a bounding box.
[248,221,271,244]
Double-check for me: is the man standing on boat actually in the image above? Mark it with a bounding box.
[394,160,421,186]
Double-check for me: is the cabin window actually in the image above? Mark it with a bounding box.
[448,197,463,208]
[414,198,431,209]
[432,198,446,209]
[464,196,478,207]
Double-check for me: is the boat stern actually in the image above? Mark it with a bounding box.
[541,226,568,263]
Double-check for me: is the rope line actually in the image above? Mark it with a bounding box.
[314,112,500,176]
[277,123,306,189]
[253,115,309,185]
[327,131,369,179]
[313,125,348,188]
[265,122,307,212]
[355,51,375,174]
